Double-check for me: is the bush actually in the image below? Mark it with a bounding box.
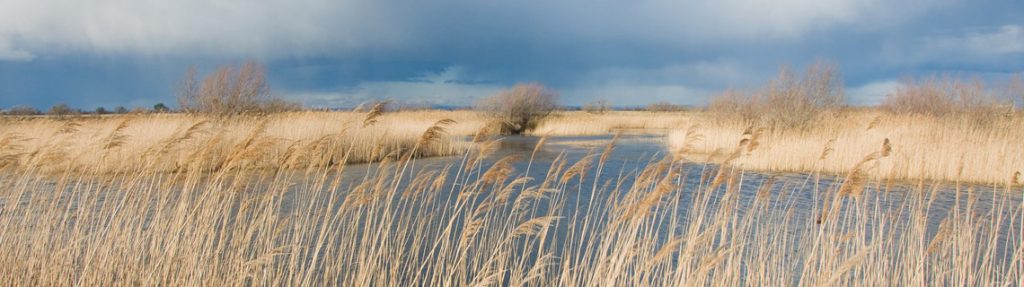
[645,101,688,112]
[881,75,1008,117]
[582,99,610,114]
[708,60,844,128]
[177,61,301,116]
[4,105,41,116]
[47,103,77,117]
[477,83,558,134]
[153,103,170,113]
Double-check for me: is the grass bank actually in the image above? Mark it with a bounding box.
[530,111,694,135]
[3,109,1022,184]
[530,110,1022,184]
[667,111,1024,184]
[0,111,485,173]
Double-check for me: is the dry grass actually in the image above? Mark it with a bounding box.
[515,109,1022,184]
[669,110,1024,184]
[0,110,485,173]
[6,109,1021,185]
[530,111,694,135]
[0,124,1019,285]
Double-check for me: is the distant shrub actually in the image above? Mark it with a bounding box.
[153,103,170,113]
[881,75,1009,118]
[583,99,611,114]
[477,83,558,134]
[387,102,437,112]
[95,107,109,115]
[177,61,301,116]
[113,106,129,114]
[262,98,303,113]
[708,60,844,128]
[47,103,77,117]
[4,105,41,116]
[646,101,689,112]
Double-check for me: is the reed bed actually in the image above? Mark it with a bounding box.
[668,111,1024,184]
[4,109,1022,184]
[0,110,485,173]
[530,111,694,135]
[0,121,1020,286]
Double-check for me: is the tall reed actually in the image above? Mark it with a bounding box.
[0,121,1019,286]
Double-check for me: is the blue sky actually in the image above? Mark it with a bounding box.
[1,0,1022,109]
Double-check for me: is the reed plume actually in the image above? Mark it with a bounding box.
[362,101,389,128]
[101,119,131,150]
[417,118,456,148]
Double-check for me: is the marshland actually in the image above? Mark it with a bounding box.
[0,60,1022,286]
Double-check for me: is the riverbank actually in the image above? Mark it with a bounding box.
[3,110,1021,184]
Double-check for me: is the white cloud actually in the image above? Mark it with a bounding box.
[578,61,764,89]
[962,25,1024,55]
[289,77,504,108]
[925,25,1024,57]
[883,25,1024,66]
[847,80,902,105]
[0,42,34,61]
[565,82,709,106]
[0,0,408,60]
[289,63,716,107]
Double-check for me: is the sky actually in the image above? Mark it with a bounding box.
[0,0,1022,109]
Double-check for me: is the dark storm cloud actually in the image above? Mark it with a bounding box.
[1,0,1021,108]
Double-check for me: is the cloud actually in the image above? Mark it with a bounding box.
[847,80,902,105]
[576,61,765,90]
[565,83,708,106]
[1,0,1020,108]
[881,25,1024,68]
[0,0,944,61]
[958,25,1024,55]
[0,0,409,60]
[288,66,505,107]
[0,42,33,61]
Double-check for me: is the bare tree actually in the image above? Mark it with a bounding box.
[477,83,559,134]
[4,105,41,116]
[882,75,1009,118]
[178,61,300,116]
[707,59,844,128]
[47,103,76,117]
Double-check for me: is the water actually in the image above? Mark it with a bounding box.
[290,134,1023,283]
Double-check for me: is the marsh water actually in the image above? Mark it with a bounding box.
[320,135,1023,272]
